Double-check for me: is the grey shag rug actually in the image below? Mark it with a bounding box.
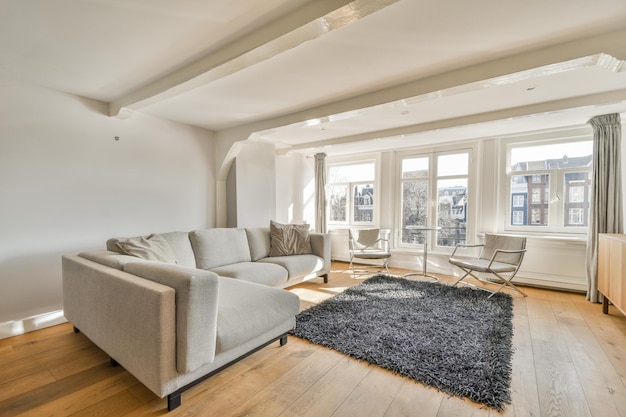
[290,275,514,410]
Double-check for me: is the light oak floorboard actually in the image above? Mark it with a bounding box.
[0,368,56,403]
[0,262,625,417]
[279,353,371,417]
[329,365,404,417]
[501,296,541,417]
[383,378,444,417]
[526,291,592,417]
[549,292,626,417]
[228,347,343,417]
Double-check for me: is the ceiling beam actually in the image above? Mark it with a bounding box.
[215,26,626,143]
[280,88,626,153]
[108,0,399,117]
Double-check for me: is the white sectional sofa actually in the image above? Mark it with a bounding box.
[62,225,330,411]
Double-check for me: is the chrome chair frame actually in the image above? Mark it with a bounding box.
[449,235,527,298]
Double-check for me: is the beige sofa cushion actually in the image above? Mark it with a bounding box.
[215,278,300,354]
[258,254,324,280]
[245,227,271,261]
[158,231,197,268]
[210,261,288,286]
[189,228,251,269]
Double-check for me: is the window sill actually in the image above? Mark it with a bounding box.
[478,232,587,245]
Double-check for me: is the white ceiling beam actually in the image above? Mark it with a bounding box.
[281,88,626,153]
[108,0,399,117]
[216,26,626,143]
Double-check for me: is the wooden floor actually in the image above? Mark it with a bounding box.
[1,262,625,417]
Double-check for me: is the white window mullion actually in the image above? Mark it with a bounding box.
[551,170,564,230]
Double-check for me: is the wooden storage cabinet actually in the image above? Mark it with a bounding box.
[598,234,626,316]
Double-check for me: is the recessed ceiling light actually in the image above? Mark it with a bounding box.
[304,118,322,127]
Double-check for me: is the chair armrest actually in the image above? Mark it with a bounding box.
[450,243,483,258]
[493,249,527,253]
[486,248,527,268]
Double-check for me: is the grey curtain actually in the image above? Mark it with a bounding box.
[314,153,327,233]
[585,113,623,302]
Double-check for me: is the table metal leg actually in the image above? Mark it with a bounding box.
[403,239,439,281]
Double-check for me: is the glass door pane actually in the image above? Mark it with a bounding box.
[436,178,468,246]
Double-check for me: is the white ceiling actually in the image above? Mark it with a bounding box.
[2,0,626,156]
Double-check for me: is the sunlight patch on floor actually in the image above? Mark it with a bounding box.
[291,286,349,304]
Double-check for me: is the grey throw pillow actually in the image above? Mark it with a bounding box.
[115,234,178,263]
[269,221,312,256]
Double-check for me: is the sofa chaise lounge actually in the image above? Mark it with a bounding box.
[62,226,330,410]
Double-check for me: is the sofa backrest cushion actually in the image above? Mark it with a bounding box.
[189,228,251,270]
[124,261,220,373]
[79,250,147,270]
[245,227,271,261]
[159,231,197,268]
[107,231,196,268]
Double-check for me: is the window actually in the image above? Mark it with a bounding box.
[512,210,524,225]
[328,161,376,226]
[506,139,592,234]
[564,171,591,227]
[512,195,525,207]
[399,150,470,248]
[569,208,585,225]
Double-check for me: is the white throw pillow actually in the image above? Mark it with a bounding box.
[115,234,178,263]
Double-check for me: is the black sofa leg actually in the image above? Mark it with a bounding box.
[323,273,328,284]
[168,393,182,411]
[110,358,119,367]
[73,326,80,333]
[161,332,288,411]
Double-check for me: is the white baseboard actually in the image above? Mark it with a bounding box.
[0,310,67,340]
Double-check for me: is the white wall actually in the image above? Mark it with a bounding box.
[0,78,215,338]
[233,142,276,228]
[223,146,317,228]
[275,153,315,226]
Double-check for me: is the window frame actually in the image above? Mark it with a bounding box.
[326,155,380,228]
[502,135,592,236]
[396,146,475,252]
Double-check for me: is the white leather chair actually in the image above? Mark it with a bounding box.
[348,228,391,278]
